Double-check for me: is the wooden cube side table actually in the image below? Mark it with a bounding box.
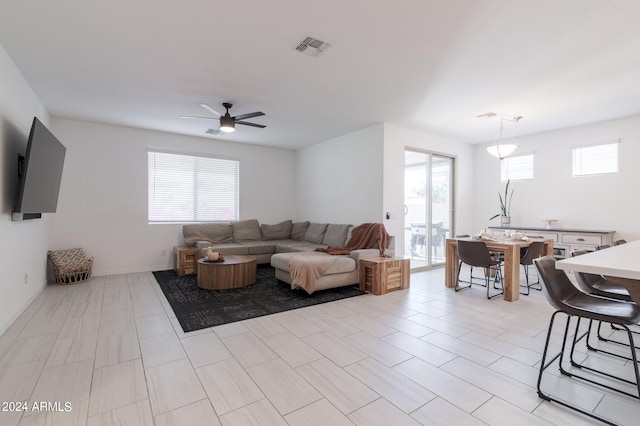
[359,257,410,295]
[174,246,200,276]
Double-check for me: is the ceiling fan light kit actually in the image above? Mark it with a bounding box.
[181,102,265,134]
[219,115,235,133]
[485,115,523,160]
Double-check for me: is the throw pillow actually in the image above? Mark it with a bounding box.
[261,220,293,240]
[322,224,352,247]
[291,221,310,241]
[303,223,329,244]
[232,219,263,242]
[183,223,233,246]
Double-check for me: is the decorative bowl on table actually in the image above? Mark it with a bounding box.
[204,251,224,262]
[504,230,525,240]
[202,258,224,263]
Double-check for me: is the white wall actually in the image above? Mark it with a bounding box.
[49,118,297,276]
[473,115,640,242]
[0,43,50,334]
[296,124,384,224]
[383,123,475,257]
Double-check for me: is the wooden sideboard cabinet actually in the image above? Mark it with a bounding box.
[489,226,615,259]
[174,246,200,276]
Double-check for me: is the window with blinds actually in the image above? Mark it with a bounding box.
[501,154,534,181]
[572,142,618,177]
[148,151,239,223]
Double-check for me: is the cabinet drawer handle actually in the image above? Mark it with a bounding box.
[577,238,585,242]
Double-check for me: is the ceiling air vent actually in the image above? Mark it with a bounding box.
[296,36,331,57]
[206,128,222,135]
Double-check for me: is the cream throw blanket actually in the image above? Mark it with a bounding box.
[288,255,337,294]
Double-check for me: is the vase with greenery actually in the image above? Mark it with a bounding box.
[489,179,514,227]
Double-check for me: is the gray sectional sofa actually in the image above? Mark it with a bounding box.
[183,219,356,263]
[182,219,395,291]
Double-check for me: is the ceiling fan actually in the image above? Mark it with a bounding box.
[180,102,266,133]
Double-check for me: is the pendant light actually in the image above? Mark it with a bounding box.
[486,116,522,159]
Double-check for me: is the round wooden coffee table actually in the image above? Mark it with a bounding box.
[196,255,257,290]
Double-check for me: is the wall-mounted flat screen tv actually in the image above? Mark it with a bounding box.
[13,117,66,220]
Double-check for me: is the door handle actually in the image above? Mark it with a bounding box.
[403,205,408,215]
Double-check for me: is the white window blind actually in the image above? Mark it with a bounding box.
[501,154,534,181]
[572,142,618,177]
[148,151,239,223]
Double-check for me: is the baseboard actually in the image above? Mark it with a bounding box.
[0,281,47,337]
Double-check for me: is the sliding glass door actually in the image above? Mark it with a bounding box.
[404,149,454,270]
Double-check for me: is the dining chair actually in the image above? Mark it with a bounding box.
[614,239,627,246]
[570,250,640,350]
[533,256,640,425]
[455,240,503,299]
[454,235,486,283]
[596,244,611,250]
[519,241,545,295]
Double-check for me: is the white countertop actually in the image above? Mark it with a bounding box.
[556,240,640,280]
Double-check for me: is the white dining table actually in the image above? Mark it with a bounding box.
[556,240,640,302]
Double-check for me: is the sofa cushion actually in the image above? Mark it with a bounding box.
[271,252,356,275]
[183,223,233,246]
[275,241,310,253]
[291,221,310,241]
[290,244,328,252]
[324,256,357,274]
[195,241,213,250]
[238,241,277,255]
[322,224,352,248]
[261,220,292,240]
[232,219,262,242]
[303,223,329,244]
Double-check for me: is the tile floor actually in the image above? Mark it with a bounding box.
[0,267,639,425]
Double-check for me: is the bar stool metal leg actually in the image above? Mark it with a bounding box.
[537,311,631,426]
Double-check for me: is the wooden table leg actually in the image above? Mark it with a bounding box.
[503,245,520,301]
[445,239,458,288]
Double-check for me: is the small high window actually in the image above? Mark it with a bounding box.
[501,154,534,181]
[572,142,618,177]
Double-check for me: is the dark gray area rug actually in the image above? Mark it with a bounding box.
[153,266,365,332]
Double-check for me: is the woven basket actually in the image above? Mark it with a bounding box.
[48,248,94,284]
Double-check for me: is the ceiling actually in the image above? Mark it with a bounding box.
[1,0,640,150]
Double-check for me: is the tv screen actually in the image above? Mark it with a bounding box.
[14,117,66,216]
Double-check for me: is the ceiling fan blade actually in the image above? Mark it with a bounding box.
[236,120,266,128]
[180,115,217,120]
[233,111,265,121]
[200,103,222,117]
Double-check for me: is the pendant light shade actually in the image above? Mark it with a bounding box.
[486,142,517,159]
[486,116,522,160]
